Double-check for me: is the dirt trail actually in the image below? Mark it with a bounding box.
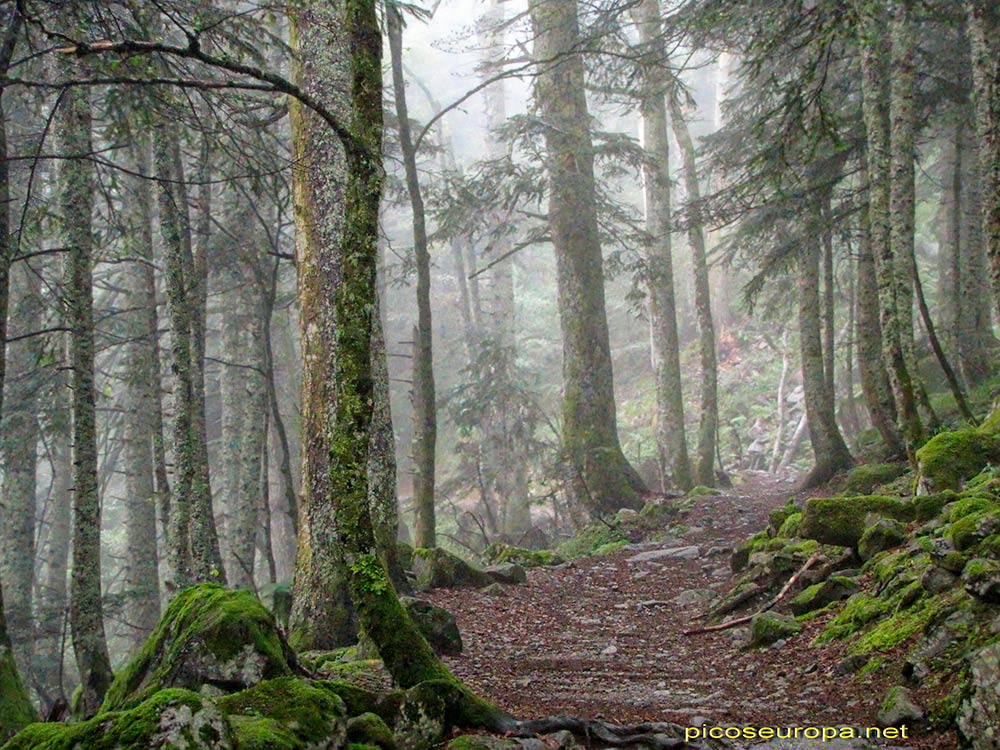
[424,475,957,749]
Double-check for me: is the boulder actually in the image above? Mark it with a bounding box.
[102,584,292,712]
[482,544,563,568]
[485,563,527,585]
[962,558,1000,603]
[626,546,700,563]
[917,427,1000,492]
[799,495,909,548]
[858,518,908,561]
[347,712,396,750]
[790,576,858,616]
[959,642,1000,750]
[400,597,463,655]
[843,462,909,495]
[219,677,347,750]
[749,613,802,647]
[3,689,234,750]
[876,685,923,728]
[412,548,492,590]
[920,566,957,595]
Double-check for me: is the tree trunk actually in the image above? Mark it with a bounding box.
[121,136,161,647]
[769,331,791,473]
[855,0,922,457]
[966,0,1000,325]
[528,0,646,516]
[387,6,437,549]
[631,0,692,493]
[798,229,853,488]
[59,74,114,715]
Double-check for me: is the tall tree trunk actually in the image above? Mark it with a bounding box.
[798,234,853,488]
[855,0,922,457]
[630,0,691,492]
[856,163,904,457]
[769,330,791,473]
[528,0,646,516]
[966,0,1000,324]
[1,265,40,679]
[939,119,963,361]
[0,10,34,735]
[668,89,718,486]
[59,73,113,715]
[387,6,437,548]
[121,136,161,648]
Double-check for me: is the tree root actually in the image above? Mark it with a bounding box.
[500,715,712,749]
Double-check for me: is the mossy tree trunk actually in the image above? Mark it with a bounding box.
[668,87,719,487]
[58,68,114,715]
[387,4,438,549]
[121,134,161,647]
[798,219,853,487]
[855,0,923,458]
[856,163,904,458]
[528,0,646,516]
[0,8,36,735]
[966,0,1000,326]
[630,0,692,493]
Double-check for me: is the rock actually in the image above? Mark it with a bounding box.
[3,690,235,750]
[917,427,1000,491]
[960,642,1000,750]
[412,548,493,590]
[799,495,910,548]
[219,677,347,750]
[482,583,506,597]
[600,644,618,656]
[844,463,909,495]
[920,565,957,595]
[857,518,908,561]
[447,736,521,750]
[626,546,700,563]
[347,712,397,750]
[544,730,583,750]
[791,576,858,616]
[749,613,802,647]
[876,685,923,728]
[485,563,527,585]
[962,558,1000,603]
[394,682,449,750]
[101,583,292,712]
[615,508,639,523]
[834,654,871,676]
[671,589,716,607]
[400,597,463,655]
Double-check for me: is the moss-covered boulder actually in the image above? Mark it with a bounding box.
[446,736,522,750]
[484,563,526,585]
[347,713,396,750]
[749,613,802,647]
[876,685,924,728]
[948,506,1000,551]
[799,495,909,548]
[790,576,858,616]
[217,677,346,750]
[102,584,292,712]
[411,549,492,590]
[959,642,1000,750]
[400,597,463,655]
[482,544,562,569]
[858,518,908,561]
[917,428,1000,492]
[962,558,1000,603]
[843,463,909,495]
[2,689,234,750]
[392,682,449,750]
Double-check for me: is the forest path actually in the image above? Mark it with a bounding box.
[424,474,955,749]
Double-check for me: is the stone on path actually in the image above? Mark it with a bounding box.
[626,546,701,563]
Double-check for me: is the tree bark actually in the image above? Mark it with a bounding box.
[631,0,692,493]
[59,71,114,715]
[387,5,438,549]
[528,0,646,516]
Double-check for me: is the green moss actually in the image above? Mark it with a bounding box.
[346,712,395,750]
[799,495,910,548]
[592,540,628,556]
[817,594,892,642]
[731,530,770,572]
[917,428,1000,491]
[411,548,492,589]
[777,512,802,538]
[102,584,290,713]
[844,463,909,495]
[750,613,802,646]
[3,689,230,750]
[218,677,345,747]
[948,510,1000,550]
[0,647,36,739]
[397,542,414,572]
[688,485,721,497]
[769,503,799,534]
[949,495,998,523]
[228,716,298,750]
[909,491,955,522]
[556,525,626,559]
[481,544,561,568]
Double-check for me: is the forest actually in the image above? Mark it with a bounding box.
[0,0,999,748]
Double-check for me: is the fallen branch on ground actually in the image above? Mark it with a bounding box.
[682,551,823,636]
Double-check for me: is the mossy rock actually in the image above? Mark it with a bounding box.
[962,558,1000,603]
[819,594,892,642]
[102,583,292,712]
[749,613,802,647]
[688,485,721,497]
[768,503,798,535]
[228,716,300,750]
[347,712,396,750]
[399,597,463,655]
[799,495,910,548]
[556,525,626,560]
[411,549,492,590]
[777,512,802,538]
[731,530,770,573]
[858,519,908,562]
[447,736,522,750]
[2,689,234,750]
[217,677,346,749]
[844,463,910,495]
[909,491,955,523]
[482,543,562,568]
[949,496,999,523]
[917,428,1000,492]
[948,509,1000,551]
[791,576,858,616]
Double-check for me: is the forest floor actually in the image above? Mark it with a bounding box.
[424,474,959,750]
